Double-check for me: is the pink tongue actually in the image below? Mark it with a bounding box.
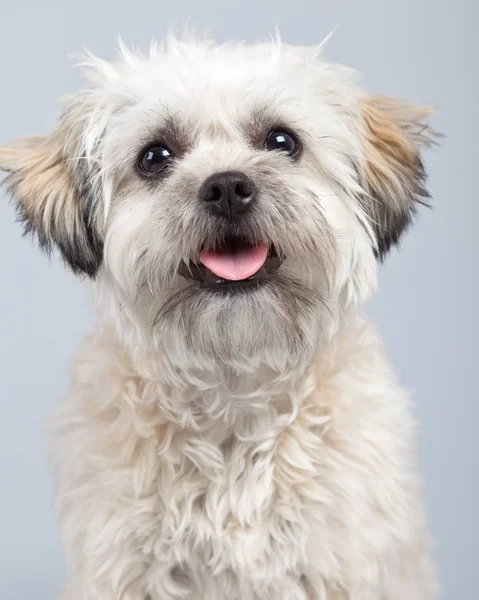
[200,245,268,281]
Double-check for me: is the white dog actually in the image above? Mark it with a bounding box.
[0,33,438,599]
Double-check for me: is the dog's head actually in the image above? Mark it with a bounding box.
[0,36,434,365]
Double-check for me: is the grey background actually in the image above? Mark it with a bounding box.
[0,1,477,598]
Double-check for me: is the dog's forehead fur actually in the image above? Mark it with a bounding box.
[103,39,355,105]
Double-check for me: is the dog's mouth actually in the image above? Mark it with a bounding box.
[180,236,283,291]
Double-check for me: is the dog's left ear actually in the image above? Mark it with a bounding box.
[0,108,104,277]
[359,96,435,257]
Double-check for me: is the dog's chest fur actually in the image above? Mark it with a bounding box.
[51,319,431,600]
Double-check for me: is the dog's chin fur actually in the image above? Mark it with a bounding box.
[1,32,438,599]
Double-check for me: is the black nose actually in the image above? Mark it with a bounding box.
[199,170,256,219]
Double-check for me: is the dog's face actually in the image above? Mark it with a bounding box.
[0,37,433,365]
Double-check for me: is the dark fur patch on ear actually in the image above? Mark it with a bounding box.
[360,96,435,257]
[74,157,104,275]
[0,132,103,277]
[371,156,430,259]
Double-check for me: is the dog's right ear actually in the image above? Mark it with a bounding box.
[0,105,105,277]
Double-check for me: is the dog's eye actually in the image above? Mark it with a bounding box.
[139,145,173,175]
[265,130,298,155]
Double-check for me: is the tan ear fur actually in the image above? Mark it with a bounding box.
[360,96,435,256]
[0,124,103,276]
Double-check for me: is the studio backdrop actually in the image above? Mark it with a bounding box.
[0,1,477,598]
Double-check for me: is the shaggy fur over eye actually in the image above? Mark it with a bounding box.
[1,32,439,600]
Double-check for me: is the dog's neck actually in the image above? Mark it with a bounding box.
[109,326,322,441]
[93,285,349,438]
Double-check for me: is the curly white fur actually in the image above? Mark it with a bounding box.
[49,318,437,600]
